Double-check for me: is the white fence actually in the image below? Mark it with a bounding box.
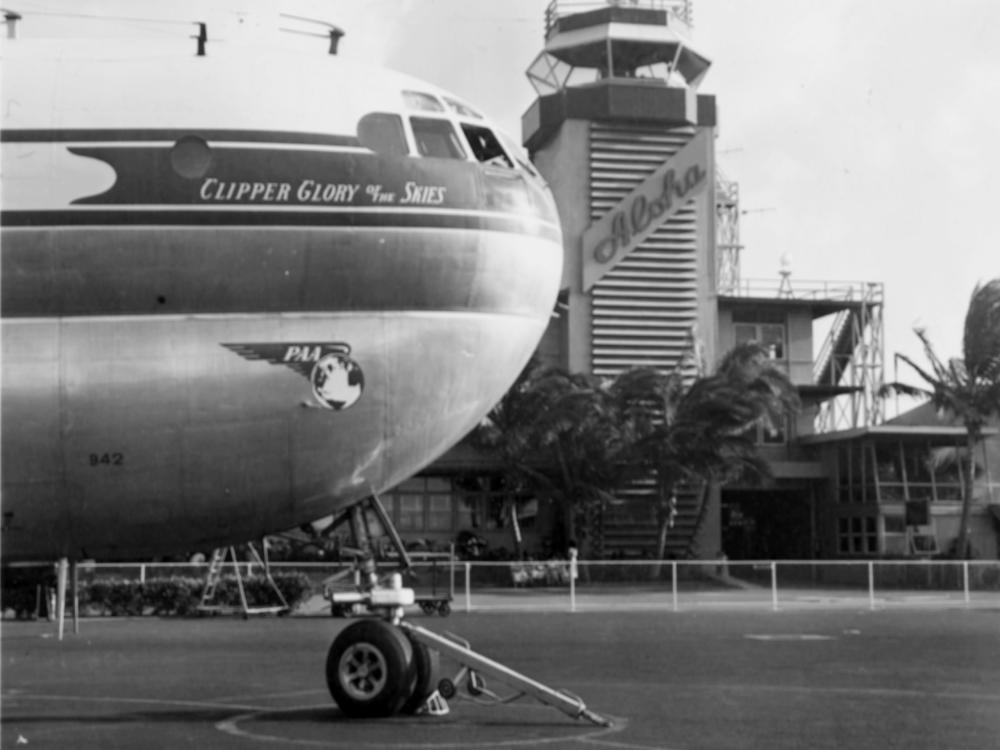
[63,558,1000,614]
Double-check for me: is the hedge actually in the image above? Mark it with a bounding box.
[3,573,313,618]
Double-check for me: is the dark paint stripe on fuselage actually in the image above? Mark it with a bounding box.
[1,128,561,319]
[1,128,558,224]
[0,128,361,146]
[1,223,559,318]
[1,208,558,235]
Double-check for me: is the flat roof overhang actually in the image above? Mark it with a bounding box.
[523,80,715,151]
[798,384,863,400]
[800,424,998,446]
[718,295,868,321]
[549,6,672,37]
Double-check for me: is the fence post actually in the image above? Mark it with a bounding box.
[140,564,146,585]
[868,561,875,611]
[56,557,68,641]
[569,548,577,613]
[963,561,970,605]
[449,544,456,601]
[770,561,778,611]
[671,561,678,612]
[464,562,471,614]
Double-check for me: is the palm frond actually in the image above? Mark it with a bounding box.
[912,327,952,384]
[886,352,948,393]
[963,278,1000,379]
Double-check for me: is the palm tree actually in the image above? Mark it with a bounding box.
[619,342,800,562]
[473,362,633,557]
[881,278,1000,558]
[476,343,798,562]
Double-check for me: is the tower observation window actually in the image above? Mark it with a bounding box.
[410,117,466,159]
[461,124,513,168]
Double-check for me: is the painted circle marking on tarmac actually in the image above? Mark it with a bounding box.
[6,693,630,749]
[215,703,629,748]
[4,692,263,712]
[744,634,836,641]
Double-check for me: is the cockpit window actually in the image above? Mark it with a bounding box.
[499,131,541,178]
[411,117,467,159]
[461,124,513,168]
[357,112,408,157]
[443,96,483,119]
[402,90,446,113]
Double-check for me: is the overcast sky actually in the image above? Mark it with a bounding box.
[8,0,998,394]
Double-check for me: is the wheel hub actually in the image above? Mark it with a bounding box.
[340,642,388,701]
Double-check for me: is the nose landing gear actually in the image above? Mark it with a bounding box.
[326,618,416,717]
[323,575,611,726]
[321,495,612,727]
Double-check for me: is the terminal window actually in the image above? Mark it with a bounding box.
[837,515,878,555]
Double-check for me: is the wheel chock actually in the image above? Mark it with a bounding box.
[415,690,450,717]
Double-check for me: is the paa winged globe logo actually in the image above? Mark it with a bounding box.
[222,342,364,410]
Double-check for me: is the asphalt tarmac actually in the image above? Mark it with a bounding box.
[3,606,999,749]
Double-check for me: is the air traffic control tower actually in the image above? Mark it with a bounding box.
[524,0,718,379]
[522,1,721,556]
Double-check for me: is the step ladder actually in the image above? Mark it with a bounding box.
[197,541,289,617]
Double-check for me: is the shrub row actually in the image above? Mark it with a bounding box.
[85,573,313,616]
[3,573,313,618]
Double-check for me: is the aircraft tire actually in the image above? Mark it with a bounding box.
[326,619,415,717]
[400,632,441,714]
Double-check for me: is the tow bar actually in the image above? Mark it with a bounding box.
[324,512,612,728]
[399,621,613,727]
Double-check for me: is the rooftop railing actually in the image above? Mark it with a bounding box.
[544,0,694,38]
[719,277,883,304]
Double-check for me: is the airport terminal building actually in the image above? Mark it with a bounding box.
[381,1,1000,562]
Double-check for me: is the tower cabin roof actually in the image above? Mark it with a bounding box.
[544,4,710,87]
[523,3,714,150]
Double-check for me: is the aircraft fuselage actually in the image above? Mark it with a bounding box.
[1,39,562,560]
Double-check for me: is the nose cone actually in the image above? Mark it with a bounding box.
[373,222,564,488]
[291,198,563,518]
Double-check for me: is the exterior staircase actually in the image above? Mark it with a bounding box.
[813,282,885,431]
[595,480,703,559]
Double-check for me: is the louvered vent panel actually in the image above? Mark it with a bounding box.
[589,123,701,377]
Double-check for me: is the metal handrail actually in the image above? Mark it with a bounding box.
[719,277,882,303]
[812,282,882,382]
[56,559,1000,617]
[544,0,693,37]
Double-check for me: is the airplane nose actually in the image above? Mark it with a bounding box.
[290,212,563,514]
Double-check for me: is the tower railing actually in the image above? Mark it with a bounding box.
[718,277,875,303]
[544,0,694,38]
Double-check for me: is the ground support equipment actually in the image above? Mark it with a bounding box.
[399,622,612,727]
[414,595,451,617]
[409,552,452,617]
[322,568,611,727]
[196,542,289,617]
[319,495,610,726]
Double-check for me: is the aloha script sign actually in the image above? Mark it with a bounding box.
[582,130,710,290]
